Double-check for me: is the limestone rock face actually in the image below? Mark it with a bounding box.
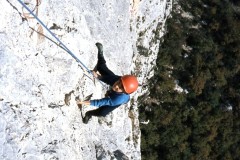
[0,0,172,159]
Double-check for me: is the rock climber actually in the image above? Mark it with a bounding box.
[76,42,138,124]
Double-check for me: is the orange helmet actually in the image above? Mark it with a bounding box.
[121,75,138,94]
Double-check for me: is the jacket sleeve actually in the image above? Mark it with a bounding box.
[90,94,130,107]
[90,97,114,107]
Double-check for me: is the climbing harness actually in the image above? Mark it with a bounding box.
[17,0,105,86]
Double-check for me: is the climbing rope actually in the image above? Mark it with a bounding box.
[17,0,105,86]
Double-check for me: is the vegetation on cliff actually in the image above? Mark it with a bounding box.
[140,0,240,159]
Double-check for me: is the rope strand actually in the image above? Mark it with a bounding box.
[17,0,105,87]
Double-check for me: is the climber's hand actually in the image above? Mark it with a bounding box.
[92,70,101,78]
[76,100,90,106]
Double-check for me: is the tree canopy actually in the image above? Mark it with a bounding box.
[140,0,240,159]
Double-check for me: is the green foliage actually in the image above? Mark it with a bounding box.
[140,0,240,159]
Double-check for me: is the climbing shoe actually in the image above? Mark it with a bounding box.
[95,42,103,54]
[83,112,92,124]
